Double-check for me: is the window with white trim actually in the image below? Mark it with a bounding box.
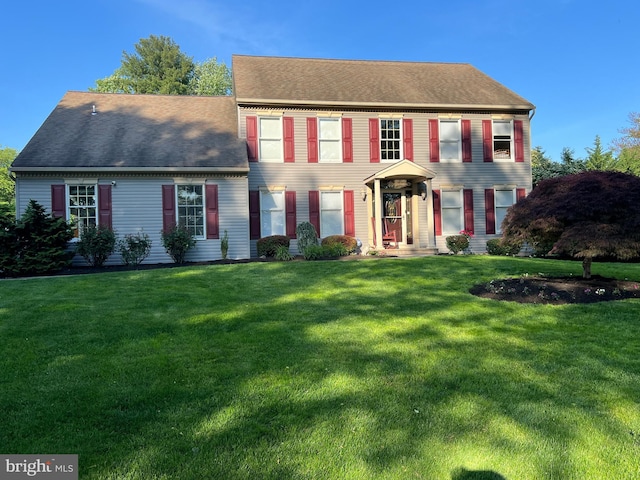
[319,118,341,162]
[177,185,205,238]
[260,190,285,236]
[495,189,515,233]
[493,120,513,160]
[380,119,402,161]
[440,120,461,162]
[320,191,343,237]
[68,184,97,237]
[259,117,283,162]
[441,190,463,235]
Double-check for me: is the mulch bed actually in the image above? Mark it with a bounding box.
[469,275,640,304]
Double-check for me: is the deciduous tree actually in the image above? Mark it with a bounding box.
[0,146,17,209]
[502,171,640,278]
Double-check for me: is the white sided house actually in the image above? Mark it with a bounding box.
[11,55,534,264]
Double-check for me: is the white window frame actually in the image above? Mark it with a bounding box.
[260,190,285,236]
[495,189,516,234]
[318,117,342,163]
[319,190,344,237]
[258,116,283,163]
[441,189,463,235]
[439,120,462,162]
[380,118,402,162]
[493,120,514,161]
[67,184,97,238]
[176,184,206,240]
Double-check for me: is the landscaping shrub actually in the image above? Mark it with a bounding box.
[76,224,117,267]
[161,225,196,264]
[221,230,229,259]
[2,200,74,276]
[303,243,348,260]
[274,244,294,261]
[118,232,152,266]
[320,235,357,254]
[295,222,318,256]
[445,234,470,254]
[486,238,523,256]
[257,235,290,257]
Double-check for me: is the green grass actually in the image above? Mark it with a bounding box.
[1,256,640,479]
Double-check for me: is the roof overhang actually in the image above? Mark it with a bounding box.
[363,159,437,186]
[10,166,250,174]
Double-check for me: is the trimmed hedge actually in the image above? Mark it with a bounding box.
[320,235,357,254]
[257,235,290,257]
[486,238,523,256]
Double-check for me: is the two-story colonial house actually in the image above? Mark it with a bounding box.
[11,55,534,264]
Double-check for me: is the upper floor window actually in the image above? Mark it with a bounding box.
[68,184,96,237]
[441,189,463,235]
[259,117,283,162]
[380,119,402,161]
[440,120,461,162]
[318,118,342,162]
[493,120,513,161]
[177,185,205,239]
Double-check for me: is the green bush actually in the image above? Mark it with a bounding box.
[320,235,357,254]
[221,230,229,259]
[295,222,318,255]
[1,200,74,277]
[161,225,196,264]
[274,244,294,261]
[257,235,290,257]
[76,224,117,267]
[486,238,523,256]
[445,234,470,254]
[303,243,348,260]
[118,232,152,266]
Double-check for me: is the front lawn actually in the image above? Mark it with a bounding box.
[1,256,639,479]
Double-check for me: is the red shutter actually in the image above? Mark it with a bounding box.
[309,190,320,236]
[51,185,66,219]
[463,188,474,235]
[307,117,318,163]
[98,184,112,229]
[246,116,258,162]
[206,184,219,239]
[516,188,526,202]
[482,120,493,162]
[433,189,442,236]
[283,116,295,163]
[429,119,440,163]
[514,120,524,163]
[485,189,496,234]
[462,119,472,163]
[369,118,380,163]
[249,190,260,239]
[403,118,413,161]
[343,190,355,236]
[162,185,176,233]
[342,118,353,163]
[285,191,297,239]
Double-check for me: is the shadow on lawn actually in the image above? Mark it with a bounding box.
[2,257,639,478]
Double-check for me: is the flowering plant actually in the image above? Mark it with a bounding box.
[459,230,474,238]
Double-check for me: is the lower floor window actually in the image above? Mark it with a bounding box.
[177,185,204,238]
[68,185,96,237]
[320,191,343,237]
[495,189,515,233]
[441,190,462,234]
[260,191,285,236]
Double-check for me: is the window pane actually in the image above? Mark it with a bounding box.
[443,208,462,233]
[496,207,509,232]
[440,142,459,160]
[319,118,340,139]
[261,192,284,210]
[493,121,511,136]
[321,211,342,236]
[321,191,342,209]
[260,117,281,138]
[495,190,514,206]
[319,141,340,161]
[259,139,282,161]
[441,191,461,208]
[261,192,285,237]
[440,121,459,141]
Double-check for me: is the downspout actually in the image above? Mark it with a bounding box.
[529,107,536,121]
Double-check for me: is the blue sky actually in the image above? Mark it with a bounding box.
[2,0,639,161]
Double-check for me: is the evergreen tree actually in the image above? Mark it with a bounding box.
[585,135,616,171]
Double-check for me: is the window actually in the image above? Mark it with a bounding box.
[259,117,283,162]
[441,190,463,234]
[380,119,401,161]
[493,120,513,160]
[260,191,285,236]
[495,189,515,233]
[318,118,341,162]
[440,120,461,162]
[68,185,97,237]
[320,191,343,237]
[177,185,204,238]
